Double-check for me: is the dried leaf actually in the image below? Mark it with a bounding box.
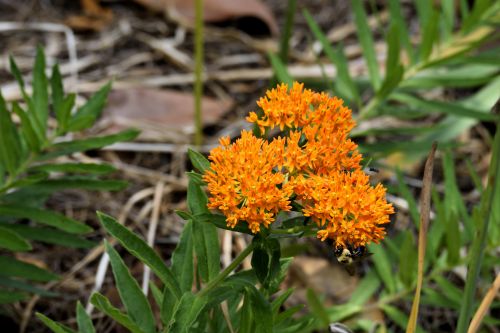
[98,88,232,142]
[133,0,278,36]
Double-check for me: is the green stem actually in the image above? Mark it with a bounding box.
[456,119,500,333]
[193,0,204,146]
[198,241,256,298]
[279,0,297,63]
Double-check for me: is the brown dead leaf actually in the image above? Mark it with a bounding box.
[66,0,113,31]
[97,88,232,143]
[133,0,278,36]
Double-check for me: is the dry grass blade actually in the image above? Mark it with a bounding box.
[406,142,437,333]
[468,273,500,333]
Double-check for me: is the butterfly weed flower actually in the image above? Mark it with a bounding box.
[292,170,394,248]
[203,131,293,233]
[205,82,394,249]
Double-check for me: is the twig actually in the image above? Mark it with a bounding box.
[142,182,165,295]
[406,142,437,333]
[467,273,500,333]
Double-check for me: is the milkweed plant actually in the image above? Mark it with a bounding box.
[38,82,395,333]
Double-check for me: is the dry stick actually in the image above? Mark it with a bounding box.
[193,0,204,146]
[468,273,500,333]
[142,182,165,295]
[406,142,437,333]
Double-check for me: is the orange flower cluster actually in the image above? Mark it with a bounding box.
[203,131,292,233]
[204,82,394,247]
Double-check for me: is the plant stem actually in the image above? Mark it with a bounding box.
[279,0,297,63]
[193,0,204,146]
[198,241,256,298]
[456,118,500,333]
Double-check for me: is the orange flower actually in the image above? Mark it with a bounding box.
[203,131,292,233]
[292,170,394,248]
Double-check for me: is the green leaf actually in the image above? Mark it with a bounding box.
[186,171,206,186]
[0,289,26,304]
[105,241,156,333]
[97,212,182,299]
[171,220,194,292]
[0,255,58,282]
[351,0,381,89]
[0,92,23,174]
[188,181,220,282]
[36,313,75,333]
[12,102,40,152]
[271,288,294,317]
[90,292,145,333]
[398,231,417,288]
[76,301,96,333]
[50,64,68,130]
[29,178,127,192]
[188,149,210,174]
[0,276,57,297]
[0,205,92,234]
[246,285,273,333]
[377,23,403,99]
[396,169,420,227]
[392,93,499,122]
[67,82,112,132]
[368,244,396,293]
[57,93,76,133]
[303,9,359,104]
[251,238,269,284]
[0,224,96,248]
[0,226,32,251]
[306,288,330,327]
[275,304,305,325]
[30,163,116,175]
[41,129,140,160]
[382,305,425,333]
[433,275,462,306]
[175,210,192,221]
[195,213,253,235]
[348,270,380,306]
[239,293,253,333]
[419,8,440,62]
[268,52,293,86]
[168,292,207,333]
[33,46,49,132]
[388,0,414,64]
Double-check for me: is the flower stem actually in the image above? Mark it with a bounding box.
[198,241,256,298]
[193,0,204,146]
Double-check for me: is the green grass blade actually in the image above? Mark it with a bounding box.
[351,0,381,89]
[392,93,499,121]
[303,9,360,104]
[368,244,396,293]
[388,0,414,64]
[105,241,156,333]
[457,117,500,333]
[419,8,441,62]
[268,52,293,86]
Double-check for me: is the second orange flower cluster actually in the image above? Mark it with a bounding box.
[203,82,394,248]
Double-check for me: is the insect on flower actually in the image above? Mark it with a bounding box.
[334,243,372,275]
